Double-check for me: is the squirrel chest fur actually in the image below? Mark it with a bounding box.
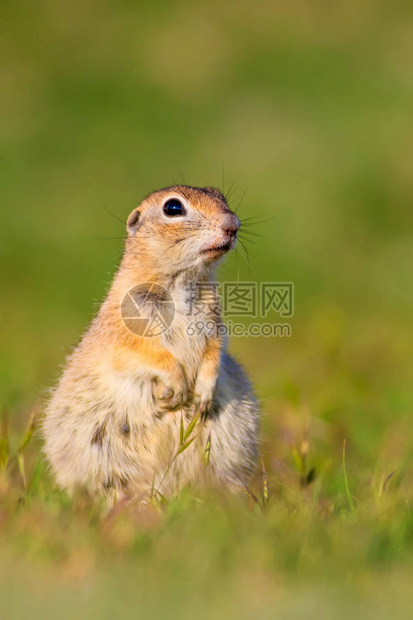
[43,186,259,502]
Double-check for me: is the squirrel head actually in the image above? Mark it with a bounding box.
[125,186,240,277]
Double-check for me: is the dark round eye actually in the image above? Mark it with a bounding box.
[163,198,186,217]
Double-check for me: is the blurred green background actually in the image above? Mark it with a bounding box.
[1,0,413,617]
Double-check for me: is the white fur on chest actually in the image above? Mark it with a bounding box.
[161,282,214,377]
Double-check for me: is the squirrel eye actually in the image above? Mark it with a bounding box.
[163,198,186,217]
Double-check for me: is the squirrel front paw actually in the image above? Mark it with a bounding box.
[193,378,217,419]
[152,372,188,413]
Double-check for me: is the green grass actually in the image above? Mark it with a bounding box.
[1,0,413,617]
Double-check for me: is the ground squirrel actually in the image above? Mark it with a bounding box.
[43,186,259,503]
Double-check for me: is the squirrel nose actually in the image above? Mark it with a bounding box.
[222,212,240,237]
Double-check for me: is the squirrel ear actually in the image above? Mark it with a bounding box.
[127,208,141,235]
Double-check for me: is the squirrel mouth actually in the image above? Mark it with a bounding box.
[202,240,233,255]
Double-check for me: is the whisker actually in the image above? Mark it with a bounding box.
[221,163,226,197]
[239,215,276,226]
[233,247,241,282]
[237,239,251,272]
[238,235,255,245]
[239,215,266,223]
[92,236,126,240]
[238,229,263,238]
[192,205,209,222]
[175,165,186,186]
[225,180,240,204]
[104,205,127,225]
[152,233,200,266]
[234,186,248,214]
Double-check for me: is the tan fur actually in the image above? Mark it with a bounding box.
[43,186,259,503]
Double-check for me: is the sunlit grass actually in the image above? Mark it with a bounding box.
[1,361,413,618]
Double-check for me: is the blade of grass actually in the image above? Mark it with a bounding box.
[176,436,196,455]
[179,413,184,445]
[16,401,39,456]
[204,433,211,466]
[343,439,355,512]
[379,470,396,499]
[183,412,200,442]
[0,410,9,470]
[17,453,26,489]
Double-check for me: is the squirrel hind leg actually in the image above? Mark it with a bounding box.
[206,353,259,488]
